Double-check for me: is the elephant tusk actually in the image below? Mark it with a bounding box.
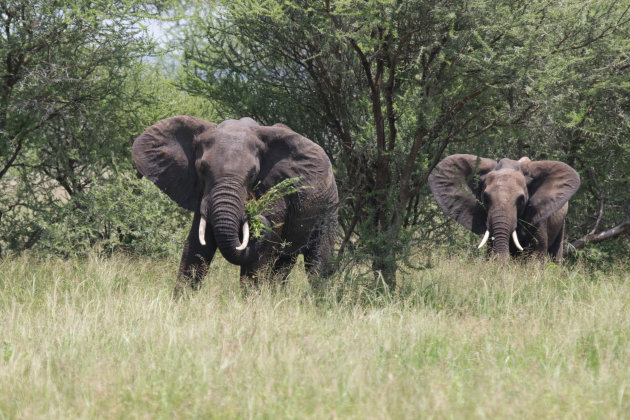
[235,221,249,251]
[199,216,207,246]
[477,230,490,249]
[512,230,524,251]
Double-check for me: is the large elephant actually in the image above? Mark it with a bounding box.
[132,116,338,295]
[428,154,580,260]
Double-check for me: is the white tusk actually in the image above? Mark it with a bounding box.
[477,230,490,249]
[235,221,249,251]
[512,230,524,251]
[198,217,207,246]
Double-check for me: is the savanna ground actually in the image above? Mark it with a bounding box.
[1,252,629,418]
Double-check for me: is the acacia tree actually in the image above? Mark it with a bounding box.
[0,0,157,179]
[180,0,630,287]
[0,0,160,253]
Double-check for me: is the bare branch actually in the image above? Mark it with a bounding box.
[587,167,605,236]
[570,220,630,250]
[0,132,25,180]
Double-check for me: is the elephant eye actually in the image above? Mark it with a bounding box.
[516,195,525,207]
[482,192,491,205]
[198,162,209,176]
[246,167,257,184]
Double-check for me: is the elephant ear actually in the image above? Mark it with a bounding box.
[132,116,216,211]
[521,160,580,224]
[254,125,334,191]
[428,154,497,234]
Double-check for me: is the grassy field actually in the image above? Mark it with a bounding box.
[1,252,629,419]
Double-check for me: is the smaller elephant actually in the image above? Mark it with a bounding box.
[429,154,580,260]
[132,116,339,295]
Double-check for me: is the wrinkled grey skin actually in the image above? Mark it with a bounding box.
[429,154,580,260]
[132,116,338,295]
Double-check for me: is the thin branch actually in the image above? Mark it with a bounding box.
[0,130,26,180]
[551,3,630,55]
[338,201,361,257]
[588,166,604,236]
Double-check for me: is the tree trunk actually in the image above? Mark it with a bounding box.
[372,251,397,292]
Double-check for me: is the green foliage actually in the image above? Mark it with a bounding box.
[0,166,190,256]
[19,171,189,258]
[245,177,309,238]
[0,0,154,179]
[0,0,150,254]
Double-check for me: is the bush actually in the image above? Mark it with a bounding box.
[34,172,189,258]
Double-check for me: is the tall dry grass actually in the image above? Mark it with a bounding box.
[1,252,629,418]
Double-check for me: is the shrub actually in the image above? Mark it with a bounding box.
[35,172,189,258]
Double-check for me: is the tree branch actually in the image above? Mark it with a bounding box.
[338,200,361,257]
[0,131,26,180]
[570,220,630,250]
[587,166,604,235]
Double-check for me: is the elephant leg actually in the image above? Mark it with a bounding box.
[528,220,549,261]
[303,217,337,289]
[548,222,565,262]
[239,251,296,290]
[271,254,298,286]
[239,264,260,291]
[547,207,567,262]
[239,247,272,292]
[174,213,217,298]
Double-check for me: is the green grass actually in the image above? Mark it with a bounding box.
[1,253,629,418]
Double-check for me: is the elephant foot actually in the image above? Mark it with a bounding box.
[239,269,260,293]
[172,275,203,299]
[172,281,187,300]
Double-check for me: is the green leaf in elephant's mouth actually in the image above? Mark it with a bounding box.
[244,177,311,239]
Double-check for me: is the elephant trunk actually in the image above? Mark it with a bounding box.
[199,181,257,266]
[487,212,513,256]
[478,230,524,251]
[198,213,249,250]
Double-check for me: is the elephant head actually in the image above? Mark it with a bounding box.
[428,154,580,256]
[132,116,323,266]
